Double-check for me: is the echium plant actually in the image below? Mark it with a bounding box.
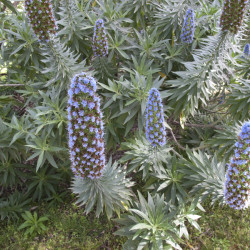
[67,72,105,179]
[145,88,167,147]
[68,73,134,219]
[220,0,248,34]
[92,19,108,57]
[243,43,250,56]
[25,0,58,42]
[180,8,195,44]
[224,122,250,210]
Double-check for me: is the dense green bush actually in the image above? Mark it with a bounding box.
[0,0,249,248]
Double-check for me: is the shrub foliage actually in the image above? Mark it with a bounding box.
[0,0,249,248]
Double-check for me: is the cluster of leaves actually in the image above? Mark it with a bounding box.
[0,84,71,220]
[0,0,249,248]
[18,211,48,236]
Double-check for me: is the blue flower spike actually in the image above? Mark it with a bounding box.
[224,121,250,210]
[67,73,106,179]
[92,19,108,57]
[145,88,167,147]
[24,0,58,42]
[243,43,250,57]
[220,0,248,34]
[180,8,195,44]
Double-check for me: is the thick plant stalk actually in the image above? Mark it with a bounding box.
[145,88,167,147]
[224,122,250,210]
[92,19,108,57]
[67,73,105,179]
[180,8,195,44]
[24,0,58,42]
[219,0,248,34]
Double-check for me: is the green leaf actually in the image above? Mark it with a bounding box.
[45,152,58,168]
[37,151,45,171]
[0,0,18,14]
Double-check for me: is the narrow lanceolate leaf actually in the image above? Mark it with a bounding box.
[0,0,18,14]
[71,159,134,219]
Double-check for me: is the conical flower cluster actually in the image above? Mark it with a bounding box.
[145,88,167,147]
[67,73,106,179]
[224,122,250,210]
[92,19,108,57]
[180,9,195,44]
[219,0,248,34]
[24,0,57,42]
[243,43,250,56]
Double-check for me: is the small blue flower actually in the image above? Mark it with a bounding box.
[79,110,84,116]
[88,102,95,110]
[73,102,79,108]
[68,98,74,105]
[81,100,87,107]
[68,89,74,97]
[75,88,80,94]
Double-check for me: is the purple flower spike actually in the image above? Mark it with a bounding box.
[243,43,250,57]
[224,121,250,210]
[180,9,195,44]
[67,72,106,179]
[220,0,248,34]
[145,88,166,147]
[25,0,58,42]
[92,19,108,57]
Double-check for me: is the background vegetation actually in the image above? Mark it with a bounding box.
[0,0,249,249]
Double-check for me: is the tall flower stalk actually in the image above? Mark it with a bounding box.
[25,0,58,42]
[145,88,167,147]
[243,43,250,56]
[92,19,108,57]
[67,73,106,179]
[180,8,195,44]
[224,122,250,210]
[220,0,248,34]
